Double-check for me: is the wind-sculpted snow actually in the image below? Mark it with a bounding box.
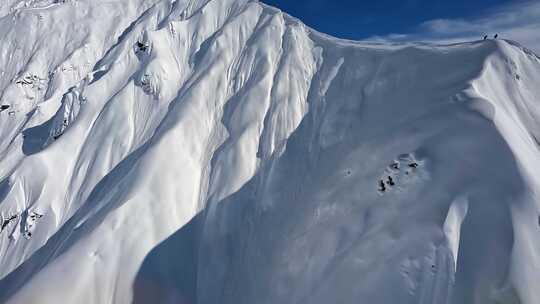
[0,0,539,303]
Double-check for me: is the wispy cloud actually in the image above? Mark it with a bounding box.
[366,0,540,53]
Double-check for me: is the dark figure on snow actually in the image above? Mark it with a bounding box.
[136,41,148,52]
[494,34,498,39]
[408,162,419,169]
[379,180,386,192]
[387,176,395,186]
[483,35,488,40]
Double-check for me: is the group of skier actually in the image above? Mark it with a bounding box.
[483,34,499,40]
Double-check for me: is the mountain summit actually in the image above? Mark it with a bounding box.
[0,0,539,303]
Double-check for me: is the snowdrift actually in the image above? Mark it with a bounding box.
[0,0,539,303]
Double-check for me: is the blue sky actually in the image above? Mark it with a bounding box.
[262,0,540,52]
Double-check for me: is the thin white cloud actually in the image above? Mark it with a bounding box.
[365,0,540,53]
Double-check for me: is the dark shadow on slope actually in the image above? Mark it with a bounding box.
[21,117,54,156]
[130,168,263,304]
[451,190,516,304]
[132,212,204,304]
[0,178,10,205]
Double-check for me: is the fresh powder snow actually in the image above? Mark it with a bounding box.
[0,0,539,303]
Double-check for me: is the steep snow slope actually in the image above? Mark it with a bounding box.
[0,0,539,303]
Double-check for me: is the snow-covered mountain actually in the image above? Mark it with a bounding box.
[0,0,539,303]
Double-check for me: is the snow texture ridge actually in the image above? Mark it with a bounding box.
[0,0,539,303]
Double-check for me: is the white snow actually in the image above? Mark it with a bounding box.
[443,196,468,273]
[0,0,539,303]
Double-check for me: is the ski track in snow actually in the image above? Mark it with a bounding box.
[0,0,539,303]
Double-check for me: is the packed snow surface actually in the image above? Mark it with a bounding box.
[0,0,539,303]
